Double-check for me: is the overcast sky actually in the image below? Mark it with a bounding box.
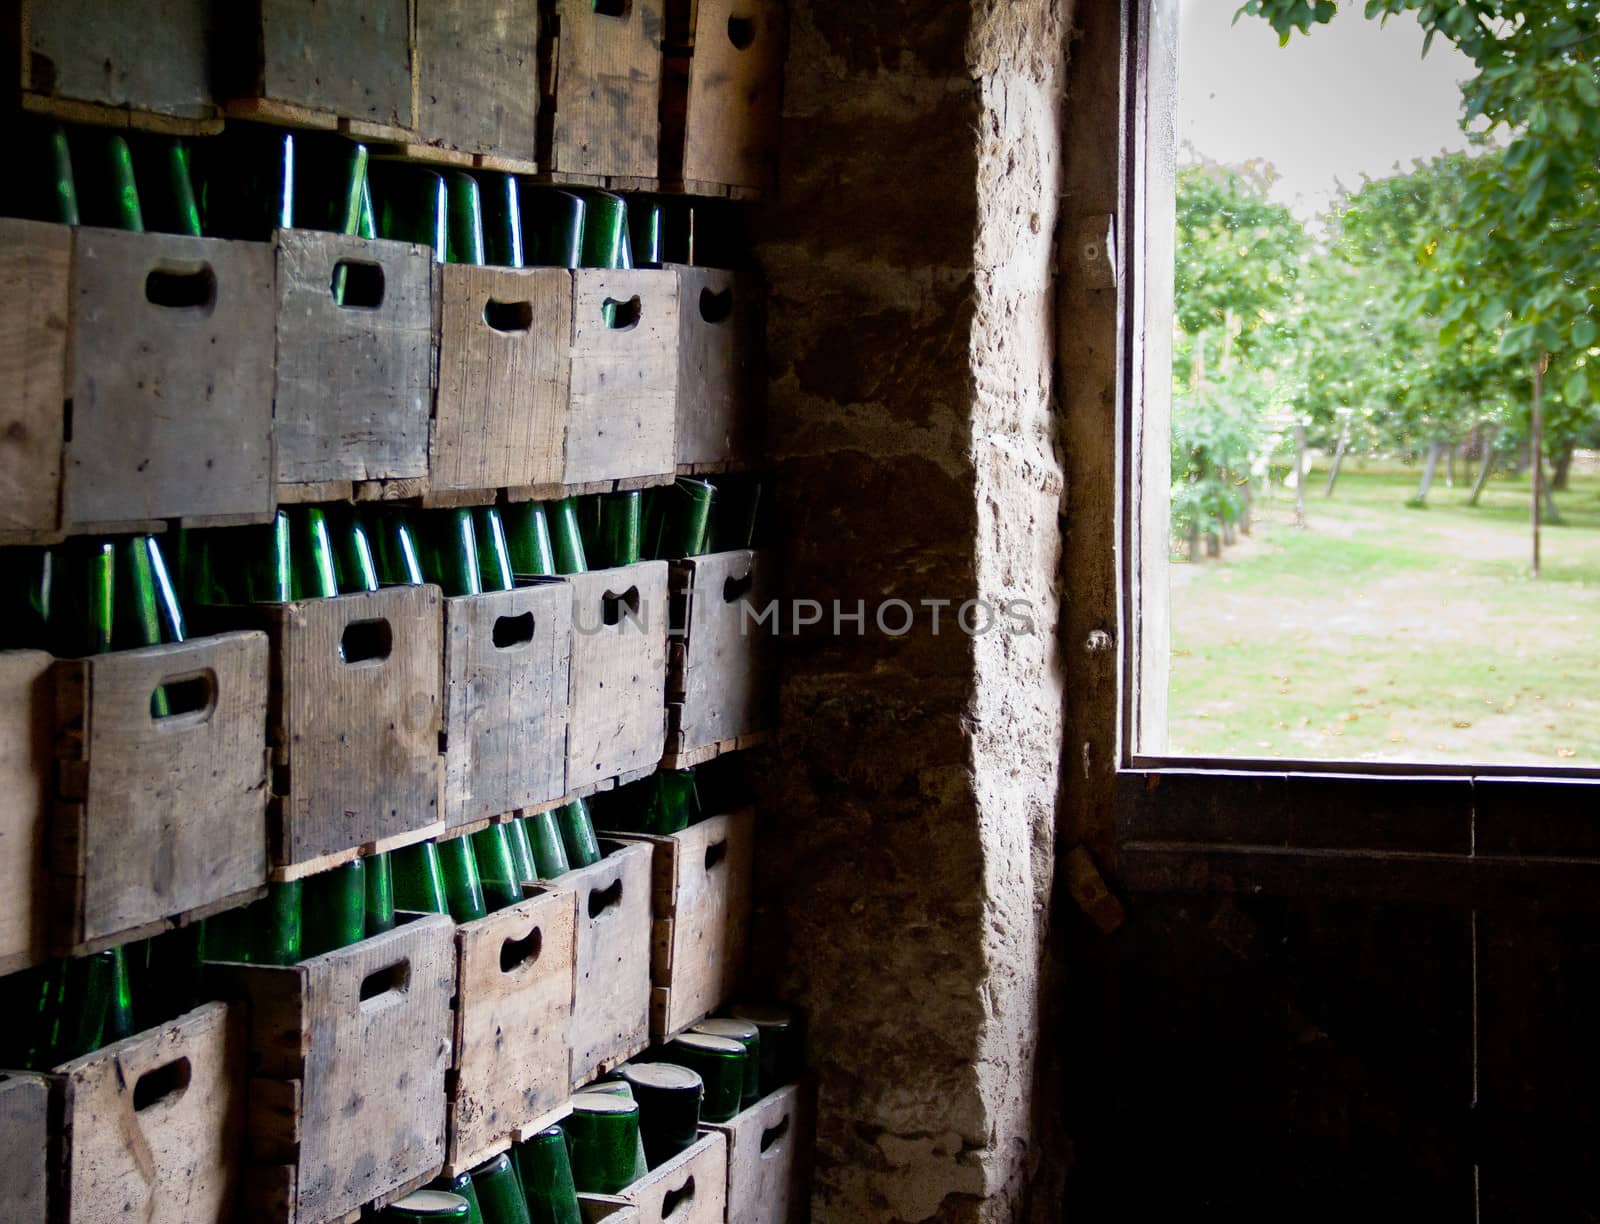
[1178,0,1481,221]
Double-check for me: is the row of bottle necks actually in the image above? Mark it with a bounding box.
[9,115,752,272]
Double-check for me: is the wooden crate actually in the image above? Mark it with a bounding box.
[0,1072,50,1221]
[0,219,68,545]
[0,651,52,975]
[430,264,570,500]
[706,1083,812,1224]
[216,585,444,875]
[578,1130,728,1224]
[52,632,270,956]
[567,562,670,792]
[545,0,664,180]
[11,0,221,132]
[443,580,572,832]
[673,266,762,471]
[64,228,276,532]
[580,1201,642,1224]
[674,0,785,192]
[612,809,753,1037]
[274,230,436,493]
[53,1002,244,1224]
[567,839,654,1087]
[447,885,576,1171]
[665,550,777,760]
[414,0,538,162]
[566,270,678,489]
[209,913,455,1224]
[218,0,415,137]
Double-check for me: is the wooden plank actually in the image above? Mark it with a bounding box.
[414,0,539,161]
[448,887,576,1168]
[679,0,784,191]
[578,1199,643,1224]
[581,1130,727,1224]
[0,219,66,543]
[565,269,678,487]
[0,651,50,975]
[56,1002,244,1224]
[567,840,654,1086]
[705,1083,813,1224]
[52,633,270,953]
[0,1073,50,1222]
[431,264,570,497]
[23,0,215,120]
[668,551,776,756]
[273,230,435,487]
[672,265,762,469]
[550,0,665,179]
[566,563,670,790]
[65,228,275,530]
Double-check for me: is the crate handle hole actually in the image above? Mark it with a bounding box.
[759,1113,790,1153]
[340,618,393,665]
[727,15,756,48]
[662,1176,696,1217]
[484,297,534,332]
[704,839,727,872]
[602,586,641,627]
[494,611,536,649]
[588,879,623,919]
[150,671,215,722]
[359,960,410,1008]
[722,571,753,604]
[145,264,216,312]
[133,1058,191,1112]
[601,295,642,330]
[500,926,543,973]
[332,260,385,309]
[593,0,629,17]
[699,286,734,323]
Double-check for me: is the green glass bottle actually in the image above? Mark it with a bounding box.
[202,880,304,965]
[669,479,717,558]
[293,507,341,600]
[366,852,396,936]
[626,196,662,269]
[196,126,293,240]
[598,491,642,568]
[564,1092,642,1194]
[332,508,381,594]
[659,196,694,267]
[505,504,557,580]
[371,162,449,260]
[294,137,368,236]
[523,811,571,880]
[660,1032,745,1122]
[471,1151,531,1224]
[41,122,79,225]
[522,188,585,270]
[646,769,696,836]
[728,1002,803,1094]
[382,1190,474,1221]
[55,945,136,1063]
[482,173,524,270]
[516,1126,582,1224]
[300,860,367,957]
[620,1061,704,1167]
[475,508,514,593]
[446,172,486,267]
[392,841,450,915]
[548,499,588,576]
[430,1171,484,1224]
[505,818,538,885]
[471,824,522,913]
[140,138,202,237]
[578,192,629,270]
[426,509,483,597]
[690,1017,761,1107]
[84,130,144,231]
[235,512,294,605]
[366,508,426,587]
[440,835,489,924]
[554,800,601,870]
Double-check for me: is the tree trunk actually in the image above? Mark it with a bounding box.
[1412,439,1444,505]
[1323,418,1350,497]
[1468,425,1497,506]
[1239,482,1253,535]
[1552,442,1575,491]
[1187,522,1200,563]
[1461,437,1475,487]
[1446,438,1456,487]
[1293,424,1307,528]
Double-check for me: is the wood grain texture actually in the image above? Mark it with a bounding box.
[672,265,761,468]
[53,632,270,952]
[578,1200,643,1224]
[442,580,571,830]
[705,1083,813,1224]
[665,550,775,757]
[55,1002,244,1224]
[567,840,653,1086]
[0,651,51,974]
[551,0,665,178]
[415,0,538,159]
[23,0,215,119]
[274,230,435,486]
[0,220,67,542]
[239,0,414,127]
[565,270,678,488]
[0,1073,49,1222]
[449,886,576,1167]
[581,1130,727,1224]
[65,228,275,529]
[432,264,570,496]
[566,562,669,789]
[680,0,784,190]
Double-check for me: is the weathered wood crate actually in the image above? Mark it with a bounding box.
[0,219,69,545]
[209,913,455,1224]
[447,884,576,1171]
[665,550,777,761]
[8,0,222,133]
[274,230,436,500]
[0,1072,50,1219]
[430,264,571,502]
[55,1002,246,1224]
[212,585,444,877]
[578,1130,728,1224]
[613,809,753,1037]
[568,839,654,1087]
[217,0,416,139]
[673,266,762,472]
[414,0,539,164]
[0,651,52,975]
[567,562,670,794]
[64,228,276,533]
[443,579,572,831]
[544,0,665,181]
[51,632,270,956]
[566,270,679,489]
[706,1083,813,1224]
[579,1200,643,1224]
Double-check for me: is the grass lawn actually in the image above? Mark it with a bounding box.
[1168,463,1600,765]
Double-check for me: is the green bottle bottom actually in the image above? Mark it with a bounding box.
[563,1093,641,1195]
[470,1151,531,1224]
[516,1126,582,1224]
[524,811,571,880]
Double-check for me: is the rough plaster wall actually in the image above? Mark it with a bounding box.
[753,1,1068,1220]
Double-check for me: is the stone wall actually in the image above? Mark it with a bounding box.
[751,2,1071,1219]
